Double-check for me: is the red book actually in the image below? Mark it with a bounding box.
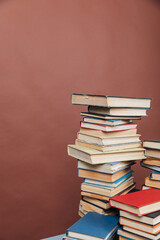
[109,188,160,216]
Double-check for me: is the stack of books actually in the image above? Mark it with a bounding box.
[141,140,160,190]
[68,94,151,217]
[63,212,120,240]
[110,188,160,240]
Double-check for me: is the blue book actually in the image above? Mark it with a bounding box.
[84,171,133,189]
[66,212,119,240]
[141,161,160,172]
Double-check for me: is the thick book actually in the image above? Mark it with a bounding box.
[109,188,160,216]
[118,229,154,240]
[80,121,137,132]
[78,132,141,146]
[123,226,160,240]
[77,160,135,174]
[81,184,135,201]
[66,212,119,240]
[144,148,160,159]
[76,139,141,152]
[88,106,147,117]
[81,112,141,120]
[143,158,160,167]
[151,171,160,181]
[145,177,160,189]
[78,167,132,182]
[68,144,145,164]
[82,196,110,210]
[120,209,160,225]
[79,127,137,138]
[141,161,160,172]
[120,217,160,234]
[81,178,134,198]
[80,200,110,214]
[71,94,151,108]
[84,172,133,188]
[143,140,160,150]
[83,117,132,126]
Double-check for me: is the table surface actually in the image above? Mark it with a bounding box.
[42,234,65,240]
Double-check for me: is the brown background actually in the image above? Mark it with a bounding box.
[0,0,160,239]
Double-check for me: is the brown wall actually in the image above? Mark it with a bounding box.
[0,0,160,239]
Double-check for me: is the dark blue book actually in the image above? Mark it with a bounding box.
[66,212,119,240]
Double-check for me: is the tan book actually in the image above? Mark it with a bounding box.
[78,132,141,145]
[145,177,160,189]
[68,144,145,164]
[76,139,141,152]
[81,184,135,201]
[81,178,134,198]
[145,149,160,159]
[71,94,151,108]
[79,127,137,138]
[118,229,147,240]
[83,196,110,209]
[120,217,160,234]
[77,160,135,174]
[80,200,107,214]
[152,172,160,181]
[88,106,147,116]
[78,167,131,182]
[143,158,160,167]
[143,141,160,150]
[123,226,160,240]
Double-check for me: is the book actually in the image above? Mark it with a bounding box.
[83,117,132,126]
[77,160,135,174]
[145,177,160,189]
[143,140,160,150]
[142,185,151,190]
[80,121,137,132]
[120,209,160,225]
[66,212,119,240]
[88,106,147,117]
[123,226,160,240]
[109,188,160,216]
[141,161,160,172]
[78,132,141,145]
[79,127,137,138]
[151,171,160,181]
[81,178,134,198]
[143,158,160,167]
[81,184,135,201]
[76,139,141,152]
[118,229,152,240]
[82,196,110,209]
[84,173,133,189]
[145,148,160,159]
[68,145,145,164]
[81,112,141,120]
[78,168,132,182]
[120,217,160,234]
[80,200,109,214]
[71,94,151,108]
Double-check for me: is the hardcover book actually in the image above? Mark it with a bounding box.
[109,188,160,216]
[66,212,119,240]
[71,94,151,108]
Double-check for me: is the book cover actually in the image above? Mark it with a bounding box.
[110,188,160,208]
[66,212,119,239]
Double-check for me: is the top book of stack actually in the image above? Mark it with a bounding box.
[71,94,151,108]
